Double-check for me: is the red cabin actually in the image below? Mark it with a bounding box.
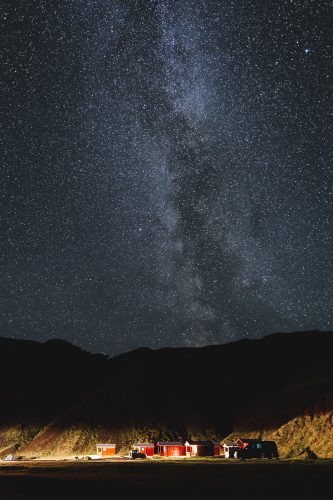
[156,441,186,457]
[96,443,116,457]
[185,441,220,457]
[132,443,155,456]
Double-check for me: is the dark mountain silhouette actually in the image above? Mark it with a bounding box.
[0,337,109,455]
[1,331,332,458]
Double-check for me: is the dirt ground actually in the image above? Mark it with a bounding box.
[0,458,332,500]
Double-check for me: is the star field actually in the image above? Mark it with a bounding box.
[1,0,332,354]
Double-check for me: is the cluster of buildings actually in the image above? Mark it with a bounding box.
[96,438,278,459]
[96,440,221,458]
[96,437,278,459]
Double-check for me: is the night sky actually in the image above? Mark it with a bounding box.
[1,1,332,355]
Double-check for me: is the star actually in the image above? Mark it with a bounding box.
[1,0,331,354]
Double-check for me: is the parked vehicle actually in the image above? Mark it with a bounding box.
[130,449,147,460]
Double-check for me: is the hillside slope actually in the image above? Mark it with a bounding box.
[0,337,109,456]
[19,330,333,458]
[227,388,333,458]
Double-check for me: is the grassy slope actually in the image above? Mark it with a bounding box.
[0,424,41,458]
[0,337,109,457]
[20,331,333,458]
[225,389,333,458]
[0,331,331,458]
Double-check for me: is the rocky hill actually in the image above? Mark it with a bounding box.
[1,331,332,458]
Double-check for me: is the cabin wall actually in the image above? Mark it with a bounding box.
[101,447,116,456]
[166,446,186,457]
[214,445,220,457]
[159,446,186,457]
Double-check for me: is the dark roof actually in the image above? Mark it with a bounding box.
[157,442,184,446]
[223,438,263,446]
[185,440,215,446]
[237,438,263,443]
[133,443,154,447]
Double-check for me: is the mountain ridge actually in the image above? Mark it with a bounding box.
[0,330,332,458]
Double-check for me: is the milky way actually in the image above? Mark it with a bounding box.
[1,1,332,354]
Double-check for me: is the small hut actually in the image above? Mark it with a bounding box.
[96,443,116,457]
[185,440,220,457]
[156,441,186,457]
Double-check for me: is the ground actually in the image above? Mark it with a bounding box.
[0,458,332,499]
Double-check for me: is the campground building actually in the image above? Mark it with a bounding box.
[156,442,187,457]
[185,440,220,457]
[96,443,116,457]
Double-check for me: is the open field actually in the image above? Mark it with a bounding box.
[0,459,332,499]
